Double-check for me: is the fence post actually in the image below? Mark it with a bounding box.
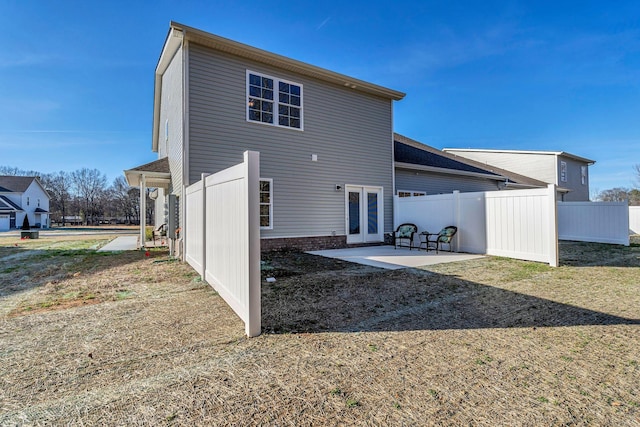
[548,184,559,267]
[244,151,261,337]
[453,190,460,252]
[393,195,399,230]
[200,173,208,280]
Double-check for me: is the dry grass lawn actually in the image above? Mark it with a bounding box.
[0,234,639,425]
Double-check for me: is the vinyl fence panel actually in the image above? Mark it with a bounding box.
[395,185,559,266]
[185,177,205,277]
[485,185,558,266]
[629,206,640,234]
[558,201,629,245]
[185,151,261,337]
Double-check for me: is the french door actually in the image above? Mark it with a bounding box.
[345,185,383,244]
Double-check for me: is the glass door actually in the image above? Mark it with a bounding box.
[346,185,383,244]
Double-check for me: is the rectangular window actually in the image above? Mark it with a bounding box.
[260,179,273,229]
[581,166,587,185]
[397,190,426,198]
[27,197,30,206]
[247,71,303,130]
[560,161,568,182]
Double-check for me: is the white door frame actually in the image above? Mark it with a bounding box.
[345,185,384,244]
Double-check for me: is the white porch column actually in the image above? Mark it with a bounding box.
[140,174,146,248]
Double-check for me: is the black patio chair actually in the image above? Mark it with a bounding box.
[424,226,457,253]
[393,223,418,250]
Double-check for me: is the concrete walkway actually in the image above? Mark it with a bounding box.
[308,245,485,270]
[98,236,139,252]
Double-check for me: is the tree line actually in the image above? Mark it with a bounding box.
[0,166,154,226]
[592,165,640,205]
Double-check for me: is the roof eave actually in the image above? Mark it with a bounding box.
[124,169,171,188]
[395,162,507,181]
[170,21,405,101]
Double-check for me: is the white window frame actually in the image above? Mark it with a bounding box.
[397,190,427,198]
[260,178,273,230]
[246,70,303,131]
[581,166,587,185]
[560,161,568,182]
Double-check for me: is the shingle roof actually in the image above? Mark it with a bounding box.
[128,157,170,174]
[0,195,22,211]
[393,133,548,188]
[0,176,37,193]
[395,141,502,177]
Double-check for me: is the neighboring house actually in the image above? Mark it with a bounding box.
[442,148,595,201]
[125,22,405,250]
[394,134,547,196]
[0,176,50,231]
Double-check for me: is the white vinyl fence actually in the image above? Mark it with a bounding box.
[630,206,640,234]
[558,201,629,245]
[394,185,559,266]
[185,151,261,337]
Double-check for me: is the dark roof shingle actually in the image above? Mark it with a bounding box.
[129,157,170,174]
[0,176,37,193]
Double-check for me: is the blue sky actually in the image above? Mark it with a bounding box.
[1,1,639,194]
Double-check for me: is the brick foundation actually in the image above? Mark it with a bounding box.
[261,235,391,252]
[261,235,347,252]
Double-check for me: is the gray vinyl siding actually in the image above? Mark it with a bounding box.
[187,43,394,238]
[445,150,591,201]
[447,151,557,184]
[158,45,184,227]
[558,155,590,201]
[395,169,500,195]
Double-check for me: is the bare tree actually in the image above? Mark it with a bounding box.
[72,168,107,225]
[111,176,140,224]
[634,164,640,188]
[596,187,633,202]
[41,171,72,225]
[0,166,41,176]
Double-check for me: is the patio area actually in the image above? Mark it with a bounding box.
[308,245,485,270]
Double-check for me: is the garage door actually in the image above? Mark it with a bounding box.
[0,214,9,231]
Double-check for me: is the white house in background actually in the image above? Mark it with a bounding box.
[442,148,595,201]
[0,176,50,231]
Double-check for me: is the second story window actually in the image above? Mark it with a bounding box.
[247,71,303,130]
[560,161,568,182]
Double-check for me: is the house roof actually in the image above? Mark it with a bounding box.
[0,195,22,212]
[0,176,38,193]
[152,22,406,152]
[442,148,596,165]
[394,134,548,188]
[395,139,502,178]
[34,207,49,213]
[128,157,170,174]
[124,157,171,188]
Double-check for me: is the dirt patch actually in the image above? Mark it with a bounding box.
[0,237,639,425]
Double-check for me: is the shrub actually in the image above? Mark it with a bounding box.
[22,215,30,230]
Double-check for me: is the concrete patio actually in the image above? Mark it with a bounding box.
[308,245,485,270]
